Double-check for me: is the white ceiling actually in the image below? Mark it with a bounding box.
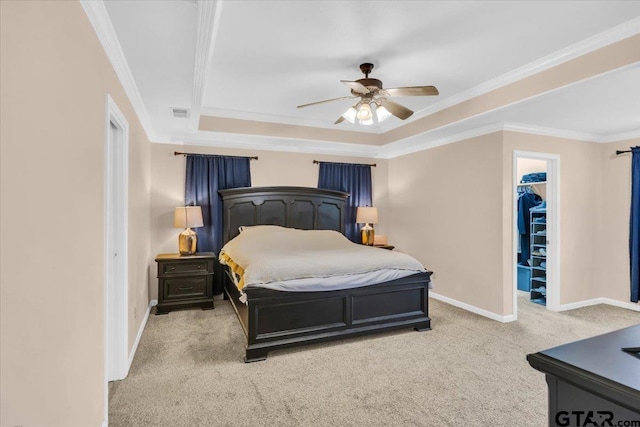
[103,0,640,151]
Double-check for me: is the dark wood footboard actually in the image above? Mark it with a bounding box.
[225,271,432,362]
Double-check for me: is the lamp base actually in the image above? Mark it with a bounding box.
[178,228,197,255]
[361,224,375,246]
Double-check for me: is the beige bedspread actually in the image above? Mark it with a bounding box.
[219,225,426,291]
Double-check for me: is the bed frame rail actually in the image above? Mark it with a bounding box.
[225,271,432,362]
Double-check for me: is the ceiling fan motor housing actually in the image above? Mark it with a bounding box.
[351,78,382,96]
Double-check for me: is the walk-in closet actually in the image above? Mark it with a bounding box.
[516,158,548,306]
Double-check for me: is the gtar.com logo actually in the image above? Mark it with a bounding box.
[556,411,640,427]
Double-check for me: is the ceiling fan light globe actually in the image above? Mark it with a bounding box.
[342,107,357,123]
[356,103,372,120]
[376,105,392,122]
[359,117,374,126]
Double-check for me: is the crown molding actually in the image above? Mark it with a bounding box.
[200,107,383,134]
[504,123,640,144]
[377,17,640,133]
[601,129,640,143]
[378,123,505,159]
[80,0,159,142]
[502,122,602,143]
[162,131,383,158]
[189,0,223,131]
[378,120,630,159]
[153,119,637,160]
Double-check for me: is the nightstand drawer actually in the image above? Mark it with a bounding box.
[164,277,208,300]
[162,260,208,275]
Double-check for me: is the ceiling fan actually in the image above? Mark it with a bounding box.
[297,63,439,125]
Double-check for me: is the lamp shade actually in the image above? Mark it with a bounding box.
[174,206,204,228]
[356,207,378,224]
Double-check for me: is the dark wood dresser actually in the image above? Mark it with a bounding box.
[527,324,640,426]
[155,253,215,314]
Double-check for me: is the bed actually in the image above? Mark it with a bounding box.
[219,186,433,362]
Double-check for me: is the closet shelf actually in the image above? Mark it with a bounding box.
[517,181,547,187]
[519,180,547,307]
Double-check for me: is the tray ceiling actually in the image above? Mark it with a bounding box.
[102,0,640,154]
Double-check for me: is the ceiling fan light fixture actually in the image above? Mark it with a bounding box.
[356,102,372,121]
[342,106,357,123]
[359,117,374,126]
[376,105,392,123]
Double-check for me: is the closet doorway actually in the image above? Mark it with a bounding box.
[512,151,560,319]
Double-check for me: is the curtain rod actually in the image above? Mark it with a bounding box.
[174,151,258,160]
[616,150,632,155]
[313,160,376,167]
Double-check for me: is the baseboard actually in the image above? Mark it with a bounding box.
[431,292,638,322]
[126,299,157,371]
[429,292,515,323]
[601,298,640,312]
[556,298,604,311]
[551,297,639,312]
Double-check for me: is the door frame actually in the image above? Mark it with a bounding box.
[512,150,561,319]
[104,94,129,422]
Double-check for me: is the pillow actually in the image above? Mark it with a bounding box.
[238,224,287,233]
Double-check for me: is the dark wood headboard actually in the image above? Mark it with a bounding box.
[218,186,349,244]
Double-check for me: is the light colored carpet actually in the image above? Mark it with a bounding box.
[109,295,639,426]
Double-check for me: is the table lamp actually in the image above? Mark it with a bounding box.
[356,207,378,246]
[174,206,204,255]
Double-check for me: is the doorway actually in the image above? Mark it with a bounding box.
[512,151,560,320]
[105,93,129,392]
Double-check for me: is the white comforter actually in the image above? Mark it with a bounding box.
[219,225,426,292]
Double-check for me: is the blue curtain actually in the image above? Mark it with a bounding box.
[318,162,373,243]
[185,155,251,294]
[630,147,640,303]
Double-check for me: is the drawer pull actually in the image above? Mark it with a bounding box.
[179,286,194,291]
[171,267,175,271]
[197,265,201,269]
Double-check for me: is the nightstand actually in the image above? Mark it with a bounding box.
[155,253,215,315]
[373,244,395,250]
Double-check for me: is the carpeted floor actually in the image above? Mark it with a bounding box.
[109,294,639,426]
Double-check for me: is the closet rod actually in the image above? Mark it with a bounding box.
[616,150,632,155]
[313,160,376,167]
[174,151,258,160]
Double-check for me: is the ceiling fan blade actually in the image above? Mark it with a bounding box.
[384,86,439,97]
[335,116,345,124]
[297,96,357,109]
[341,80,370,95]
[381,99,414,120]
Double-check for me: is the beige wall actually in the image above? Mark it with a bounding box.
[387,130,631,318]
[516,157,547,199]
[0,2,150,426]
[388,133,506,315]
[149,143,388,300]
[502,132,604,314]
[517,158,547,181]
[597,138,639,303]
